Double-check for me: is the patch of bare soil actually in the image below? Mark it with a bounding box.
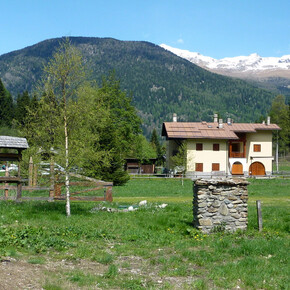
[116,255,197,288]
[0,257,107,289]
[0,258,44,289]
[0,255,198,289]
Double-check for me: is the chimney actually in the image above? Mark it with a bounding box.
[218,118,223,129]
[227,117,232,125]
[173,113,177,122]
[267,116,271,125]
[214,113,218,123]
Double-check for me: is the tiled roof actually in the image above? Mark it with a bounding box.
[230,123,281,132]
[0,136,29,149]
[162,122,281,140]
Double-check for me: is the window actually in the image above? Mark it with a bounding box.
[212,163,220,171]
[254,144,261,152]
[213,144,220,151]
[196,143,203,151]
[195,163,203,172]
[232,143,240,152]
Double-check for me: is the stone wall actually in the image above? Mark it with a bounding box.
[193,178,249,233]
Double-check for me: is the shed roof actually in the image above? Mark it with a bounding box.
[162,122,281,140]
[0,136,29,149]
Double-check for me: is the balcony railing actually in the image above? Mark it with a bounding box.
[229,152,245,158]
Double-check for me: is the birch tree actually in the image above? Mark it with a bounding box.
[41,39,86,216]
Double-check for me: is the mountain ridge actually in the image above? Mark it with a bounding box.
[160,44,290,97]
[160,44,290,73]
[0,37,277,135]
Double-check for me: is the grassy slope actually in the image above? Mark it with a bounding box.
[0,178,289,289]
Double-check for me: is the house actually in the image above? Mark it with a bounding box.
[162,114,281,177]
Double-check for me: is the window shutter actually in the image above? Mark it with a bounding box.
[212,163,220,171]
[196,143,203,151]
[213,144,220,151]
[254,144,261,152]
[196,163,203,172]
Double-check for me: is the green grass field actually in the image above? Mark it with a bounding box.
[0,178,289,289]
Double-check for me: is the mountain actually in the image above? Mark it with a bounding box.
[160,44,290,97]
[0,37,277,135]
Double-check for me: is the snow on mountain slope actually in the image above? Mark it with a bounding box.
[160,44,290,73]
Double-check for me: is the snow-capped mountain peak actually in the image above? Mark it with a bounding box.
[160,44,290,73]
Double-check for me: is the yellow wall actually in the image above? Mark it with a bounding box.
[246,131,273,173]
[187,139,228,173]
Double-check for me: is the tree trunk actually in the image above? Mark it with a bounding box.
[64,114,71,216]
[276,134,279,173]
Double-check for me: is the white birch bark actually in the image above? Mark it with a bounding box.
[64,105,71,216]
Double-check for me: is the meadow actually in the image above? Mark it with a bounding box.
[0,177,289,289]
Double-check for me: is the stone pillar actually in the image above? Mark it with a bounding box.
[193,178,249,233]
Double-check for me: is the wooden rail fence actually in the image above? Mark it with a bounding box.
[0,157,113,202]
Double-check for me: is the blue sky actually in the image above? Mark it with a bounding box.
[1,0,289,58]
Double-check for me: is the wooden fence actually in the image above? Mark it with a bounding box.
[0,158,113,202]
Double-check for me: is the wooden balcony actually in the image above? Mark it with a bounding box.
[229,152,245,158]
[229,141,246,158]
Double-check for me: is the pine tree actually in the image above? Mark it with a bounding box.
[150,128,163,165]
[0,79,14,127]
[84,72,141,185]
[15,91,30,126]
[269,95,290,154]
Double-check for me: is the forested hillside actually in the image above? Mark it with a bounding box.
[0,37,276,135]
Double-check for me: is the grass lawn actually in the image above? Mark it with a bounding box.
[0,177,289,289]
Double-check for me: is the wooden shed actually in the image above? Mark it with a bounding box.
[0,136,29,199]
[125,158,157,174]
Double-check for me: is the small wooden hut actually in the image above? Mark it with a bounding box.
[0,136,29,199]
[125,158,157,174]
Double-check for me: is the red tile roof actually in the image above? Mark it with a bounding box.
[162,122,281,140]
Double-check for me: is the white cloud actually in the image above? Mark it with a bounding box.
[177,38,184,44]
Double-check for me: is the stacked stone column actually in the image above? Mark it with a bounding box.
[193,178,249,233]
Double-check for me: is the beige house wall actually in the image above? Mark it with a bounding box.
[246,131,273,173]
[187,139,228,173]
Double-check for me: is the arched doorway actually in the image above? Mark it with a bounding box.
[249,162,265,176]
[232,162,243,175]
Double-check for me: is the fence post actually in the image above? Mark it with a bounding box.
[256,200,263,231]
[16,158,22,201]
[29,156,33,192]
[49,158,55,198]
[105,186,113,202]
[16,182,22,200]
[4,163,9,199]
[33,164,38,187]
